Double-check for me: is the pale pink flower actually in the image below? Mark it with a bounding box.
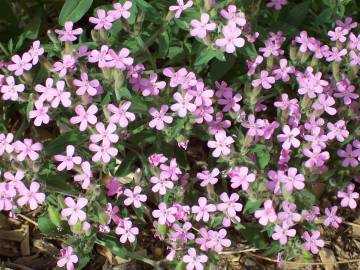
[35,78,56,102]
[29,101,50,126]
[108,101,135,128]
[169,0,193,19]
[1,76,24,101]
[7,53,32,76]
[217,192,243,219]
[208,112,231,135]
[197,168,219,187]
[148,105,173,130]
[57,246,78,270]
[267,0,288,10]
[252,70,275,90]
[152,203,177,225]
[206,229,231,252]
[51,54,75,77]
[88,45,111,68]
[272,224,296,245]
[141,73,166,96]
[151,176,174,195]
[17,182,45,210]
[277,201,301,226]
[279,167,305,192]
[229,166,256,190]
[90,122,119,146]
[277,125,300,150]
[108,1,132,20]
[107,48,133,70]
[207,130,234,157]
[295,31,311,53]
[303,147,330,168]
[115,219,139,243]
[28,40,44,65]
[124,186,147,208]
[89,9,114,30]
[70,104,98,131]
[0,183,16,211]
[148,153,168,167]
[328,27,348,42]
[160,158,182,181]
[220,5,246,26]
[323,206,342,229]
[0,133,14,156]
[327,120,349,142]
[303,231,325,254]
[188,81,213,107]
[337,144,360,167]
[337,183,359,209]
[74,161,93,190]
[254,200,277,226]
[171,222,194,245]
[273,59,295,82]
[73,73,100,96]
[215,23,245,53]
[170,92,196,117]
[51,80,72,108]
[192,197,216,222]
[89,143,118,163]
[55,21,83,42]
[13,139,42,161]
[217,91,242,112]
[182,248,208,270]
[190,13,216,39]
[54,145,82,171]
[61,197,88,226]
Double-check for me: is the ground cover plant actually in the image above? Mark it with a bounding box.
[0,0,360,269]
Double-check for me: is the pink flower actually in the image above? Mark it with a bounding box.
[89,9,114,30]
[107,48,133,70]
[277,201,301,226]
[61,197,88,226]
[90,122,119,146]
[152,203,177,225]
[141,73,166,96]
[266,0,288,10]
[169,0,193,19]
[303,147,330,168]
[337,144,360,167]
[207,130,234,157]
[215,23,245,53]
[74,161,93,190]
[335,77,359,105]
[336,17,358,30]
[325,47,347,62]
[124,186,147,208]
[229,166,256,190]
[89,143,118,163]
[170,92,196,117]
[277,125,300,150]
[54,145,82,171]
[108,1,132,20]
[115,219,139,243]
[51,80,71,108]
[106,178,123,199]
[160,158,182,181]
[327,120,349,142]
[192,197,216,222]
[220,5,246,26]
[29,101,50,126]
[148,105,173,130]
[337,183,359,209]
[182,248,208,270]
[35,78,56,102]
[272,223,296,245]
[108,101,135,128]
[252,70,275,90]
[279,167,305,192]
[28,40,44,65]
[57,246,78,270]
[208,112,231,135]
[13,139,42,161]
[217,192,242,219]
[188,81,213,107]
[349,32,360,50]
[254,199,277,226]
[51,55,75,77]
[148,153,168,167]
[197,168,219,187]
[55,21,83,42]
[190,13,216,39]
[323,206,342,229]
[17,182,45,210]
[328,27,348,42]
[295,31,311,53]
[70,104,98,131]
[171,222,194,245]
[0,133,14,156]
[1,76,24,101]
[273,59,295,82]
[73,73,100,96]
[206,229,231,252]
[7,53,32,76]
[349,50,360,66]
[151,176,174,195]
[217,91,242,112]
[303,231,325,254]
[0,183,16,211]
[88,45,111,68]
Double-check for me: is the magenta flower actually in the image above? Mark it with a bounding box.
[273,59,295,82]
[169,0,193,19]
[303,231,325,254]
[106,178,123,199]
[220,5,246,26]
[89,143,118,163]
[51,54,75,77]
[217,192,243,220]
[90,122,119,146]
[207,130,234,158]
[108,1,132,20]
[160,158,182,181]
[277,125,300,150]
[279,167,305,192]
[303,147,330,168]
[192,197,216,222]
[266,0,288,10]
[108,101,135,128]
[0,133,14,156]
[206,229,231,252]
[1,76,24,101]
[115,219,139,243]
[197,168,219,187]
[152,203,177,225]
[272,223,296,245]
[74,161,93,190]
[7,53,32,76]
[229,166,256,190]
[61,197,88,226]
[254,199,277,226]
[17,182,45,210]
[13,139,42,161]
[170,92,196,117]
[54,145,82,171]
[215,23,245,53]
[124,186,147,208]
[323,206,342,229]
[327,120,349,142]
[337,144,360,167]
[208,112,231,135]
[151,176,174,195]
[335,77,359,105]
[29,101,50,127]
[55,21,83,42]
[252,70,275,90]
[73,73,100,96]
[182,248,208,270]
[190,13,216,39]
[28,40,44,65]
[57,246,78,270]
[70,104,98,131]
[107,48,133,70]
[337,183,359,209]
[148,105,173,130]
[89,9,114,30]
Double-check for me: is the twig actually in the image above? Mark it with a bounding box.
[343,221,360,228]
[219,248,259,255]
[17,214,38,227]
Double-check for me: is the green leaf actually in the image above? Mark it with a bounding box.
[48,205,61,227]
[59,0,93,26]
[243,199,262,214]
[100,235,129,259]
[286,0,311,28]
[194,48,225,67]
[251,144,270,169]
[38,216,61,236]
[209,54,236,81]
[235,223,267,249]
[313,8,333,26]
[44,130,87,156]
[158,31,169,59]
[115,154,137,177]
